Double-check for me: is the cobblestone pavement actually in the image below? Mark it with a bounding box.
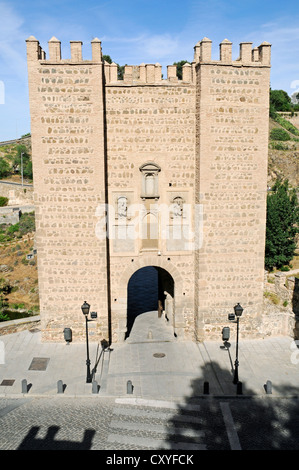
[2,311,299,452]
[0,397,210,451]
[1,396,299,451]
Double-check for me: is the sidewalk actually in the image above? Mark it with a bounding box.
[0,311,299,400]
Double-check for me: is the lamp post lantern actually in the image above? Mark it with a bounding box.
[229,303,244,385]
[81,300,90,316]
[81,301,97,383]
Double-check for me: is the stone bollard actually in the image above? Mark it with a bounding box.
[92,380,98,394]
[21,379,28,394]
[57,380,64,394]
[265,380,272,394]
[127,380,133,394]
[148,330,153,340]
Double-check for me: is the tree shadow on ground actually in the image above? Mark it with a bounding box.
[165,359,299,450]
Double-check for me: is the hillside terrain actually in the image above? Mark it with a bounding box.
[268,118,299,189]
[0,231,38,312]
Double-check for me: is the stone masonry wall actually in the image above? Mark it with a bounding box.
[0,182,33,206]
[26,36,271,343]
[105,80,196,341]
[195,39,271,340]
[26,37,109,342]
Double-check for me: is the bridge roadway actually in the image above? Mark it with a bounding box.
[1,311,299,451]
[1,395,299,451]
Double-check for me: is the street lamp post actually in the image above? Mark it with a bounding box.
[81,301,97,383]
[228,303,244,385]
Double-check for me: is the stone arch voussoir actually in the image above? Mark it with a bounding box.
[119,256,183,296]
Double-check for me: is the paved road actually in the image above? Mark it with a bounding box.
[1,396,299,452]
[0,180,33,188]
[2,312,299,453]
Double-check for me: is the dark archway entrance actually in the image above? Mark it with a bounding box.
[126,266,174,339]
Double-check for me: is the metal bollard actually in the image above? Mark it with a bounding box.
[21,379,28,394]
[222,327,230,342]
[92,380,98,394]
[127,380,133,394]
[57,380,64,394]
[203,381,209,395]
[63,328,72,345]
[236,381,243,395]
[265,380,272,394]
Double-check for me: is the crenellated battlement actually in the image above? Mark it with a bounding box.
[193,37,271,66]
[26,36,271,86]
[26,36,103,63]
[103,37,270,84]
[104,61,193,84]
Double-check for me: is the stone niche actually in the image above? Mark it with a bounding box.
[140,162,161,200]
[111,191,135,254]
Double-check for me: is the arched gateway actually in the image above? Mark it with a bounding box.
[126,266,175,339]
[112,257,187,342]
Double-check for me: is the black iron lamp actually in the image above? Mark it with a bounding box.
[234,302,243,318]
[229,303,244,385]
[81,301,97,383]
[81,301,90,316]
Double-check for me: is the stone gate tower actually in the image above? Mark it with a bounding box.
[26,36,271,343]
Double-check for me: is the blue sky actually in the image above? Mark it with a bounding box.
[0,0,299,140]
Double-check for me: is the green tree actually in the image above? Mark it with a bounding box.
[265,179,299,270]
[270,89,292,112]
[0,157,10,178]
[103,54,112,64]
[23,160,33,179]
[173,60,190,80]
[103,54,125,80]
[13,144,31,175]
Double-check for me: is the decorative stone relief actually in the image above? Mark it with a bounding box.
[117,195,128,219]
[171,196,184,218]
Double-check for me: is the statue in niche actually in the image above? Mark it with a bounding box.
[172,196,184,218]
[117,196,127,219]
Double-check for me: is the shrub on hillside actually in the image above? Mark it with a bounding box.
[0,197,8,207]
[18,212,35,235]
[270,128,290,141]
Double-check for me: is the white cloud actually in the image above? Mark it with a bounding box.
[142,34,180,60]
[0,2,28,78]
